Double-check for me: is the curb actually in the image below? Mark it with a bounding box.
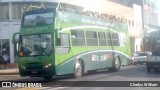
[0,69,19,75]
[0,72,19,75]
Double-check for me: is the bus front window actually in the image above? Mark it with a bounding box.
[19,34,52,56]
[23,12,54,27]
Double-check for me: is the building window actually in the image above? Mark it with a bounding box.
[0,3,9,21]
[0,39,10,62]
[44,2,58,8]
[12,3,21,20]
[128,20,131,26]
[132,20,134,26]
[124,19,127,23]
[20,2,41,14]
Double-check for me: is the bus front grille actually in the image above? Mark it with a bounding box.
[27,64,43,70]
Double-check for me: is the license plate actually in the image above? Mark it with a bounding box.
[31,71,37,74]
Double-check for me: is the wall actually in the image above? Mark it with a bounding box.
[0,21,21,63]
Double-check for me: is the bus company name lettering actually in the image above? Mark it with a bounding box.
[26,27,49,32]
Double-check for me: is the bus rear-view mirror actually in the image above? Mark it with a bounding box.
[12,32,20,44]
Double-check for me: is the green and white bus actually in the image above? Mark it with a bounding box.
[12,5,132,80]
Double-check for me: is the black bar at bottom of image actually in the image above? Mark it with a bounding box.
[50,81,160,87]
[0,81,160,87]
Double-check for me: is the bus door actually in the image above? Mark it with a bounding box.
[55,33,72,74]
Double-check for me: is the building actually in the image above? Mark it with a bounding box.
[109,0,160,52]
[143,0,159,51]
[0,0,135,63]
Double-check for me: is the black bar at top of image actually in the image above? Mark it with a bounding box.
[0,81,160,87]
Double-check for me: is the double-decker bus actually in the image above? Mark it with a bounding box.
[12,4,132,80]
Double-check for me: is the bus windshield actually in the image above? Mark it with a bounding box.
[19,34,52,56]
[23,12,54,27]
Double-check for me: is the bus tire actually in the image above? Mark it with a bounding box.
[74,60,83,78]
[109,56,121,72]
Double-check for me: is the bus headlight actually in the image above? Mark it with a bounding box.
[43,63,52,68]
[20,65,26,69]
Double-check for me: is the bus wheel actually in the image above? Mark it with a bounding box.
[43,76,52,81]
[115,56,120,70]
[74,60,83,78]
[109,56,120,72]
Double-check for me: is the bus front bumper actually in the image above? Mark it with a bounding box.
[19,66,55,77]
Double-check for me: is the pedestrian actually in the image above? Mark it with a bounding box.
[2,52,9,69]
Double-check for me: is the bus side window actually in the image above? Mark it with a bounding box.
[56,33,70,54]
[56,34,69,46]
[60,33,69,47]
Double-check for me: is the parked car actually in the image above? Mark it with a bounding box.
[132,52,151,65]
[146,51,160,72]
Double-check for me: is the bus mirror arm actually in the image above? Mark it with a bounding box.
[55,28,59,38]
[12,32,20,44]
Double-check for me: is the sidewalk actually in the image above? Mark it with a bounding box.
[0,63,19,75]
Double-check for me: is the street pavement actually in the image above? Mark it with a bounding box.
[1,65,160,90]
[0,64,133,75]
